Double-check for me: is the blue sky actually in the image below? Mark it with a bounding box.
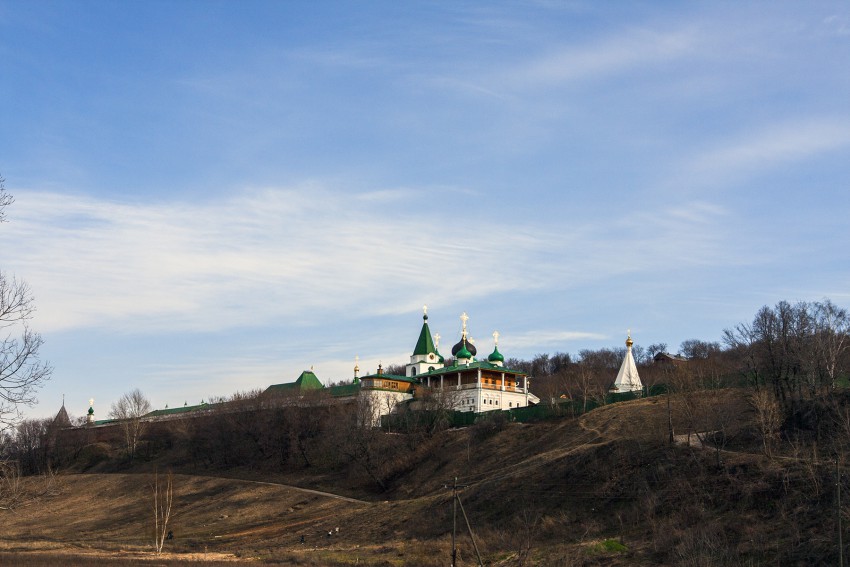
[2,1,849,422]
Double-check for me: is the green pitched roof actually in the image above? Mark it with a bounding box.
[294,370,324,389]
[412,315,436,356]
[265,370,325,394]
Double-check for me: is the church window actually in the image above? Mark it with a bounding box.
[411,368,417,376]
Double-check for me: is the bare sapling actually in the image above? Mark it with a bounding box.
[151,468,174,555]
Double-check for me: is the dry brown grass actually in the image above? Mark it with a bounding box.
[3,388,838,565]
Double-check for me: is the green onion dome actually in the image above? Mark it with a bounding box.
[488,346,504,363]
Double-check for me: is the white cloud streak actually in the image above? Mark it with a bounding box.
[501,330,607,351]
[685,118,850,185]
[513,28,697,86]
[4,184,745,335]
[6,185,548,332]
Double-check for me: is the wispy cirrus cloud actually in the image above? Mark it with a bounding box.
[512,28,698,86]
[685,118,850,185]
[6,184,550,333]
[5,181,748,339]
[501,330,608,351]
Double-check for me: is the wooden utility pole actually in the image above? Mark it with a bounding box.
[839,459,844,567]
[667,392,675,445]
[448,477,483,567]
[452,477,458,567]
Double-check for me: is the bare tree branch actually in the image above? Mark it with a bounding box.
[109,389,152,461]
[0,175,53,427]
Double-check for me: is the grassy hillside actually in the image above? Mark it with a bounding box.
[3,388,847,565]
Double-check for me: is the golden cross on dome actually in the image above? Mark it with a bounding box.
[423,304,427,316]
[460,312,469,336]
[493,330,500,345]
[435,333,441,349]
[89,398,94,406]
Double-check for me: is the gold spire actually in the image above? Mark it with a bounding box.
[626,329,633,348]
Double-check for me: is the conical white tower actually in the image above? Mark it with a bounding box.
[611,332,642,393]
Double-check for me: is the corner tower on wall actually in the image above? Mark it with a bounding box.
[406,305,445,377]
[610,332,643,393]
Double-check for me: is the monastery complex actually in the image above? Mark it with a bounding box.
[77,308,643,428]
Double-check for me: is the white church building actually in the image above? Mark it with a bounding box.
[358,308,540,423]
[609,332,643,394]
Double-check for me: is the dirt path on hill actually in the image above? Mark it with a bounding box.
[225,478,369,505]
[85,472,371,505]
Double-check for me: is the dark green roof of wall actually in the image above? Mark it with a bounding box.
[328,383,360,397]
[361,373,419,384]
[144,402,214,418]
[412,317,436,356]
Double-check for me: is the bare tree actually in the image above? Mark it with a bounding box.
[725,299,850,408]
[646,342,668,361]
[568,362,598,414]
[0,454,58,511]
[337,396,390,490]
[812,299,849,390]
[0,174,12,223]
[151,468,174,555]
[679,339,722,361]
[109,389,152,461]
[412,386,461,434]
[1,174,53,427]
[0,459,22,509]
[748,388,782,457]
